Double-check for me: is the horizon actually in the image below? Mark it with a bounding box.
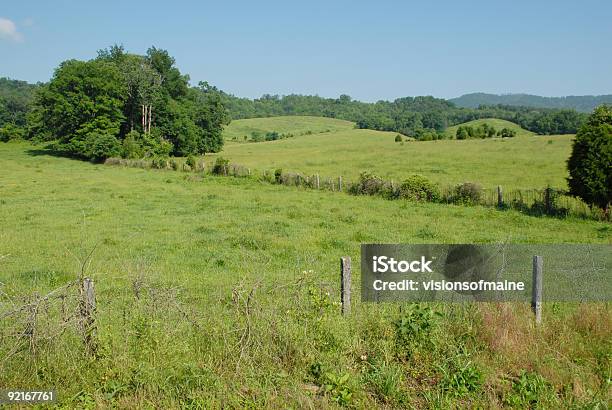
[1,1,612,101]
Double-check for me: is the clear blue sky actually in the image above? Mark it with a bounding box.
[1,0,611,101]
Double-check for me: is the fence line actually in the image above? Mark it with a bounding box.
[104,157,604,220]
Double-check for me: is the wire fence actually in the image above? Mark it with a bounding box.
[104,157,606,221]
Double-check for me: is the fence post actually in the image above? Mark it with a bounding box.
[497,186,503,208]
[316,174,320,190]
[531,256,543,324]
[80,277,97,351]
[338,176,342,192]
[340,257,351,316]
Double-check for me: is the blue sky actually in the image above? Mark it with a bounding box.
[1,0,611,101]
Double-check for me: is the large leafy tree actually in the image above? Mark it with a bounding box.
[27,46,229,159]
[567,105,612,211]
[28,59,126,157]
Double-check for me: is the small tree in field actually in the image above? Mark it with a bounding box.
[567,105,612,213]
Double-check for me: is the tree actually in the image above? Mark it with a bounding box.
[567,105,612,211]
[28,59,125,158]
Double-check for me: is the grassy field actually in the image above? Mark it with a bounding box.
[0,141,610,408]
[445,118,536,138]
[222,116,355,141]
[214,119,573,190]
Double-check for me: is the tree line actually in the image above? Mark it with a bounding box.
[0,53,593,152]
[218,92,587,138]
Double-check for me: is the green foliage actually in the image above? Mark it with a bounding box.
[567,105,612,210]
[393,304,441,345]
[82,132,122,162]
[274,168,283,183]
[503,371,553,408]
[185,155,197,170]
[438,359,483,398]
[323,372,353,406]
[348,171,388,197]
[26,46,227,160]
[451,182,483,204]
[397,175,440,202]
[500,127,517,138]
[212,157,229,175]
[394,134,403,142]
[0,123,26,142]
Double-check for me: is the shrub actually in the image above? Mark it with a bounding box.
[500,127,517,138]
[274,168,283,183]
[265,131,280,141]
[185,155,197,170]
[83,132,121,161]
[397,175,440,202]
[169,159,179,171]
[121,130,144,159]
[394,134,402,142]
[529,186,568,217]
[212,157,229,175]
[348,172,388,197]
[451,182,483,204]
[0,124,26,142]
[151,156,169,169]
[567,105,612,211]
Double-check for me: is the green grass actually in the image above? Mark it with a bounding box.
[0,141,610,408]
[222,115,355,141]
[445,118,535,138]
[214,124,573,190]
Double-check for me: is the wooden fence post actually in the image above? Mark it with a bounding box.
[340,257,351,316]
[531,256,543,324]
[80,277,97,351]
[338,176,343,192]
[497,186,503,208]
[316,174,320,190]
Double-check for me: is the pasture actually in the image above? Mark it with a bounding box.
[214,117,574,190]
[222,116,355,142]
[0,142,610,408]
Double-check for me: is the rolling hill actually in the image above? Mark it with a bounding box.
[214,116,574,190]
[445,118,535,138]
[222,115,355,141]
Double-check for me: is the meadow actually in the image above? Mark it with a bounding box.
[222,116,355,142]
[215,117,573,190]
[0,141,610,408]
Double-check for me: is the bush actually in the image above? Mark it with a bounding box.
[451,182,483,204]
[348,172,388,197]
[185,155,197,170]
[394,134,402,142]
[151,156,169,169]
[212,157,229,175]
[499,127,517,138]
[397,175,439,202]
[265,131,280,141]
[274,168,283,183]
[567,105,612,211]
[0,124,26,142]
[121,130,144,159]
[83,132,121,161]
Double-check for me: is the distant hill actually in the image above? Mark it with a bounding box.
[450,93,612,112]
